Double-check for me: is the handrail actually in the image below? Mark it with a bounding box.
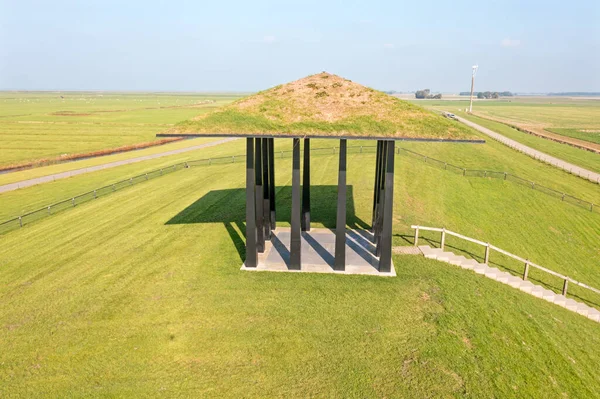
[411,225,600,298]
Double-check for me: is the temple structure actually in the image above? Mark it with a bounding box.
[163,72,482,275]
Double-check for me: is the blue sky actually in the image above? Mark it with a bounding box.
[0,0,598,92]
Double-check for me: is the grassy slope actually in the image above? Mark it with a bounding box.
[0,92,241,165]
[420,98,600,172]
[173,73,476,140]
[548,128,600,145]
[0,137,221,187]
[457,113,600,173]
[0,138,245,220]
[1,148,599,397]
[420,97,600,128]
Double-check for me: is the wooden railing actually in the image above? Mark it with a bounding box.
[411,225,600,299]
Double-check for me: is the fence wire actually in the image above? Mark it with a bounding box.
[401,148,598,215]
[1,143,597,235]
[0,162,187,235]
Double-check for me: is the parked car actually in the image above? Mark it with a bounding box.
[442,112,457,120]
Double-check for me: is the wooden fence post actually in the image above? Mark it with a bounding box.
[441,228,446,250]
[523,261,530,280]
[414,227,419,247]
[484,243,490,264]
[562,279,569,296]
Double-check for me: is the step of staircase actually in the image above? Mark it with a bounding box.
[458,259,479,270]
[495,272,512,284]
[473,264,489,275]
[484,267,502,280]
[588,308,600,322]
[506,276,525,288]
[416,245,599,324]
[419,246,444,259]
[447,255,467,266]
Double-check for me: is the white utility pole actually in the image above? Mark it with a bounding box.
[468,64,478,113]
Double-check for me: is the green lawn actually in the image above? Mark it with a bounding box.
[418,96,600,152]
[454,113,600,174]
[1,135,599,396]
[0,136,224,187]
[547,127,600,145]
[419,97,600,128]
[0,92,242,166]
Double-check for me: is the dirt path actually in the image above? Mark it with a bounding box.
[454,115,600,184]
[471,113,600,153]
[0,138,238,194]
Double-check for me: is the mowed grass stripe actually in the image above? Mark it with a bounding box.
[1,159,599,397]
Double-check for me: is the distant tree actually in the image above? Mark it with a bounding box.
[501,91,513,97]
[477,92,485,99]
[415,89,431,99]
[431,93,442,99]
[492,92,499,99]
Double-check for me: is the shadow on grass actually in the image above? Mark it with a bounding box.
[166,185,370,263]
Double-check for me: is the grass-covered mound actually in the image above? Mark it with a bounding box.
[172,72,477,139]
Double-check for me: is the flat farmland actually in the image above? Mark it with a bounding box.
[0,92,243,166]
[420,97,600,146]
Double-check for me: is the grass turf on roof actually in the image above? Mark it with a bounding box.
[170,72,477,140]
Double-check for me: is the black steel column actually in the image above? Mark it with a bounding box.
[262,138,271,240]
[379,140,395,273]
[374,140,387,250]
[301,138,311,231]
[268,138,276,230]
[376,141,387,254]
[372,141,382,230]
[290,138,302,270]
[255,138,265,253]
[245,138,258,267]
[334,139,347,271]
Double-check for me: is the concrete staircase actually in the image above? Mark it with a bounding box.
[419,245,600,323]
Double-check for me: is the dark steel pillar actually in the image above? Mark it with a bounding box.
[334,139,347,271]
[290,138,302,270]
[245,138,258,267]
[379,140,395,273]
[262,138,271,240]
[301,138,311,231]
[376,141,387,254]
[268,138,276,230]
[255,138,265,252]
[372,141,382,230]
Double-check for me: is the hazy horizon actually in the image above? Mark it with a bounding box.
[1,0,598,93]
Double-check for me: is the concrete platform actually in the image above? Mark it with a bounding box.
[241,227,396,277]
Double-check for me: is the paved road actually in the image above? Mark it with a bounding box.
[455,115,600,184]
[0,138,238,194]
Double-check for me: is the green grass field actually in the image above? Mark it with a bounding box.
[1,132,599,396]
[457,112,600,174]
[416,98,600,173]
[547,127,600,145]
[0,92,242,166]
[421,96,600,134]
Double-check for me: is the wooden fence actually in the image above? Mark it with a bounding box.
[411,225,600,300]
